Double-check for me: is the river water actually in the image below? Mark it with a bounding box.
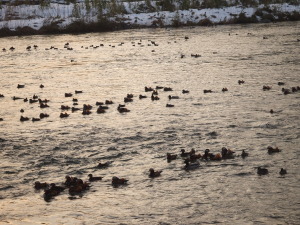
[0,21,299,225]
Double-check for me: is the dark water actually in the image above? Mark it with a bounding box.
[0,21,300,224]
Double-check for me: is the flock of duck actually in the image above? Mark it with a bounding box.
[33,144,286,201]
[1,39,298,203]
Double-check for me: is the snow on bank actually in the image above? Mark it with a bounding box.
[0,3,299,31]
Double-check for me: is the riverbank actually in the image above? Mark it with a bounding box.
[0,2,300,37]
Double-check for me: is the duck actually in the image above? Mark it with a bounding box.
[97,161,111,169]
[39,103,49,108]
[34,181,49,190]
[127,94,133,98]
[0,94,4,97]
[149,168,162,178]
[17,84,25,88]
[139,94,147,99]
[13,96,23,100]
[267,146,281,154]
[238,80,245,85]
[96,101,104,105]
[166,104,174,107]
[65,93,72,97]
[97,107,106,114]
[155,86,164,90]
[180,149,191,157]
[124,97,133,103]
[118,106,130,113]
[221,147,235,159]
[163,87,173,91]
[105,100,113,104]
[151,94,159,101]
[39,113,49,119]
[277,82,285,86]
[61,105,70,110]
[182,89,189,94]
[257,167,268,175]
[112,176,128,186]
[20,116,29,121]
[60,112,69,118]
[29,99,38,104]
[203,89,212,93]
[241,150,249,158]
[263,85,271,90]
[88,174,103,182]
[82,110,92,115]
[222,87,228,92]
[145,86,154,92]
[168,95,179,100]
[32,117,41,122]
[32,94,38,99]
[75,90,83,94]
[184,159,200,170]
[279,168,287,175]
[167,153,177,162]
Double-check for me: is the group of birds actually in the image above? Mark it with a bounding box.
[34,144,286,201]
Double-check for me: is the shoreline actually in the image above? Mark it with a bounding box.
[0,3,299,37]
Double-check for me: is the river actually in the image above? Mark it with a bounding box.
[0,21,299,224]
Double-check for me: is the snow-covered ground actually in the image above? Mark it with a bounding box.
[0,2,299,31]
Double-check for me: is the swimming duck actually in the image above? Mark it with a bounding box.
[96,101,104,105]
[97,107,106,113]
[257,167,268,175]
[82,110,92,115]
[20,116,29,121]
[0,94,4,97]
[127,94,133,98]
[238,80,245,85]
[156,86,164,90]
[241,150,249,158]
[184,159,200,170]
[182,89,189,94]
[145,86,154,92]
[112,176,128,186]
[13,96,23,100]
[267,146,281,154]
[180,149,191,157]
[60,112,69,118]
[32,117,41,122]
[166,104,174,107]
[75,90,83,94]
[83,104,92,110]
[17,84,25,88]
[39,103,49,108]
[263,85,271,90]
[88,174,103,182]
[151,94,159,101]
[97,161,111,169]
[61,105,70,110]
[221,147,235,159]
[163,87,173,91]
[279,168,287,175]
[168,95,179,100]
[39,113,49,119]
[139,94,147,99]
[65,93,72,97]
[277,82,285,86]
[105,100,113,104]
[34,181,49,190]
[167,153,177,162]
[118,106,130,113]
[203,89,212,93]
[222,87,228,92]
[149,168,162,178]
[124,97,133,103]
